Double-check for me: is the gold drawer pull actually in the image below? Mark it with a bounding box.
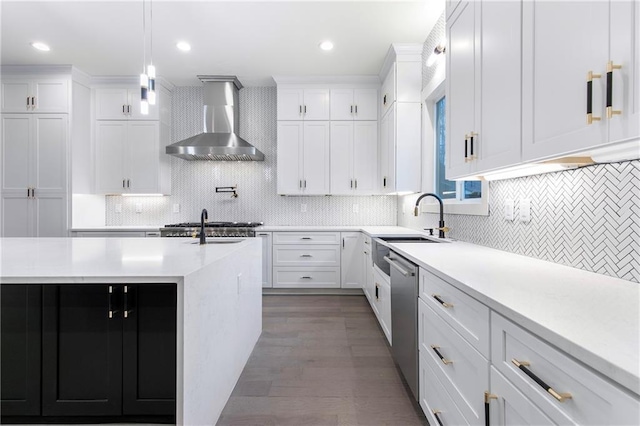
[512,359,572,402]
[432,409,444,426]
[431,345,453,365]
[432,294,453,308]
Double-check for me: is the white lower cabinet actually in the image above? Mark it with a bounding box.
[271,232,340,289]
[372,266,391,345]
[340,232,363,289]
[257,232,273,288]
[418,267,640,425]
[362,235,373,301]
[420,351,470,426]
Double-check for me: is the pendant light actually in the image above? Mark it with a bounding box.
[140,0,156,114]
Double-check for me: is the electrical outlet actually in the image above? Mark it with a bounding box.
[115,203,122,213]
[520,198,531,222]
[504,199,514,221]
[172,203,180,213]
[353,204,359,214]
[135,203,143,213]
[301,204,307,213]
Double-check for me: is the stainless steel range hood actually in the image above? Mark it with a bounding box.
[166,75,265,161]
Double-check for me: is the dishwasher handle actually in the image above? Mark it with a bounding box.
[384,255,414,277]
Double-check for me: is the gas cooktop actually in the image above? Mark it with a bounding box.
[161,222,263,238]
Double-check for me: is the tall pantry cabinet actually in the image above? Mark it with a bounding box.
[0,66,90,237]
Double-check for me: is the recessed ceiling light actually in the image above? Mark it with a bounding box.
[176,41,191,52]
[31,42,50,51]
[319,41,334,51]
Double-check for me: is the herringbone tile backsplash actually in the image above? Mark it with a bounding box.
[399,160,640,283]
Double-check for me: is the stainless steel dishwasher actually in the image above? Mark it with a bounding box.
[385,249,419,401]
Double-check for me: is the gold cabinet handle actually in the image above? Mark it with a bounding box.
[606,61,623,119]
[432,409,444,426]
[512,359,572,402]
[587,71,602,124]
[484,391,498,425]
[432,294,453,308]
[431,345,453,365]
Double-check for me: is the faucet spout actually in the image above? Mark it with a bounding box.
[199,209,208,245]
[414,193,447,238]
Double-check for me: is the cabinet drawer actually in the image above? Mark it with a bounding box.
[272,267,340,289]
[491,312,640,425]
[272,232,340,245]
[273,245,340,267]
[419,298,488,425]
[419,268,490,357]
[420,351,469,426]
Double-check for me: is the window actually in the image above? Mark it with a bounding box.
[434,96,482,201]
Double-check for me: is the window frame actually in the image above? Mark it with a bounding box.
[420,79,489,216]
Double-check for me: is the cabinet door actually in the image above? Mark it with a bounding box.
[34,114,67,192]
[353,88,378,121]
[379,105,396,193]
[489,367,557,426]
[302,89,330,120]
[1,285,41,416]
[42,285,123,416]
[522,1,609,161]
[330,89,355,120]
[476,0,522,173]
[353,121,378,193]
[257,232,273,288]
[341,232,363,289]
[277,89,304,120]
[127,121,160,193]
[379,279,392,345]
[95,88,129,120]
[609,0,640,144]
[330,121,354,194]
[302,121,330,194]
[95,121,127,193]
[446,1,478,179]
[34,192,67,237]
[1,194,32,237]
[122,284,176,415]
[1,114,31,191]
[381,65,396,117]
[276,121,303,194]
[1,80,31,112]
[32,79,69,113]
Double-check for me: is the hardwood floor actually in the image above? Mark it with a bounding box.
[217,295,428,426]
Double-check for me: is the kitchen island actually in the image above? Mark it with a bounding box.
[0,237,262,425]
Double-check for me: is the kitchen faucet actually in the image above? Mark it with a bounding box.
[199,209,208,245]
[414,193,448,238]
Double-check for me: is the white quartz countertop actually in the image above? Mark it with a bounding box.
[0,237,259,283]
[70,226,162,232]
[388,240,640,396]
[257,225,427,237]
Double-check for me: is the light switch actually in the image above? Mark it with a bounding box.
[353,204,359,214]
[520,198,531,222]
[300,204,307,213]
[135,203,143,213]
[172,203,180,213]
[115,203,122,213]
[504,198,514,221]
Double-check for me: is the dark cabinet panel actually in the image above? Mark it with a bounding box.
[122,284,176,415]
[0,284,41,416]
[42,285,123,416]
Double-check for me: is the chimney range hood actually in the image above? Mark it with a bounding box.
[165,75,265,161]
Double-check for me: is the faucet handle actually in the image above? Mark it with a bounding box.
[436,226,450,233]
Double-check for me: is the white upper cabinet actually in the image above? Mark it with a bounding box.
[95,121,165,194]
[276,121,330,195]
[277,88,330,120]
[330,88,378,120]
[95,87,159,120]
[522,0,639,161]
[446,0,522,180]
[330,121,377,195]
[1,78,69,113]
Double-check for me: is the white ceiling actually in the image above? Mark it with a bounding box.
[0,0,442,87]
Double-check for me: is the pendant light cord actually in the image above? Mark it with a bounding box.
[150,0,153,66]
[142,0,146,73]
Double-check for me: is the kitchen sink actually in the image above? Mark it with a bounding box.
[380,236,442,244]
